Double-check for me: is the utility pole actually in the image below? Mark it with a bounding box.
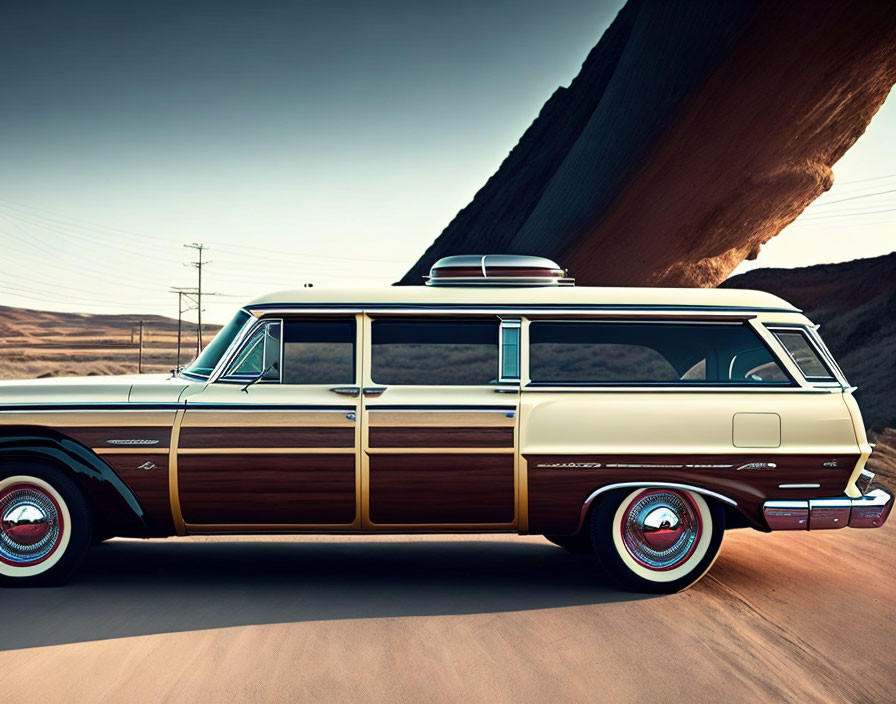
[135,320,144,373]
[170,287,199,370]
[184,243,211,354]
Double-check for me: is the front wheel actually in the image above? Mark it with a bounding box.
[591,488,725,594]
[0,464,93,587]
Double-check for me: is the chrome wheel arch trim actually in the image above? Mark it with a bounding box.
[576,481,737,533]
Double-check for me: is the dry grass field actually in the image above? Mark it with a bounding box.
[0,304,220,378]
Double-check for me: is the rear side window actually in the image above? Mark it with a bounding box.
[282,319,355,384]
[529,322,790,385]
[771,329,836,381]
[371,318,499,385]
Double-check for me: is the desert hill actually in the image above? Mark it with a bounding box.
[722,251,895,431]
[0,305,219,379]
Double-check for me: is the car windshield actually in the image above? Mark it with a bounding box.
[181,309,251,380]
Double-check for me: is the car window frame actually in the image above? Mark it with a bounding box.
[279,316,357,386]
[369,315,505,387]
[765,324,844,385]
[217,318,284,384]
[524,319,797,388]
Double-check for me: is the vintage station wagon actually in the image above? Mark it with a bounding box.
[0,255,891,592]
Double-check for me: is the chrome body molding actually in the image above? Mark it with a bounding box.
[736,461,777,471]
[763,487,893,530]
[106,439,161,446]
[577,481,738,533]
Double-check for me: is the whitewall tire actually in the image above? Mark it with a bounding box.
[591,487,725,593]
[0,464,92,587]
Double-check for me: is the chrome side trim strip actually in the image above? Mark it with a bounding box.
[246,303,798,314]
[778,483,821,489]
[0,404,184,412]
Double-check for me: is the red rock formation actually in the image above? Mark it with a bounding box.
[400,0,896,287]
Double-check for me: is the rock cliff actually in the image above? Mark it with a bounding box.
[400,0,896,287]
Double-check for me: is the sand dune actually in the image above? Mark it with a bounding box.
[0,522,893,703]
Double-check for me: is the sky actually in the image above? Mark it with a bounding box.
[0,0,893,324]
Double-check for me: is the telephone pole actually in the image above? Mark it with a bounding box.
[138,320,144,374]
[184,243,211,354]
[170,287,199,369]
[132,320,145,373]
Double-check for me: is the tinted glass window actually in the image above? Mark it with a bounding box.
[501,324,521,381]
[282,319,355,384]
[227,321,281,379]
[372,318,499,385]
[529,322,789,385]
[773,330,835,380]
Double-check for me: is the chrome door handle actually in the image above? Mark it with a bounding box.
[493,387,519,393]
[330,386,360,397]
[363,387,387,397]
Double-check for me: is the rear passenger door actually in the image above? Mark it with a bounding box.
[361,315,521,529]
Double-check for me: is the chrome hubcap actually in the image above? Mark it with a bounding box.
[621,490,700,570]
[0,485,62,565]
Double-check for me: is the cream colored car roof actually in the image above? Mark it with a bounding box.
[248,285,798,311]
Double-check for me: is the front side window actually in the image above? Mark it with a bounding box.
[224,320,281,380]
[281,319,355,384]
[771,329,836,381]
[529,321,790,385]
[371,318,499,385]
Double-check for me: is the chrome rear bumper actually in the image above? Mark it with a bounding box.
[763,487,893,531]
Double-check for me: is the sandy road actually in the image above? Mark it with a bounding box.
[0,525,893,703]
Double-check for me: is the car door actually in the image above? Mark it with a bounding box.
[360,314,520,529]
[175,315,362,531]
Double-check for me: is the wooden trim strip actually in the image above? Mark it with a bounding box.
[184,523,518,533]
[169,408,186,536]
[180,411,353,428]
[0,411,177,427]
[368,410,516,427]
[178,448,356,455]
[365,447,514,455]
[93,448,169,455]
[369,426,513,448]
[178,426,355,449]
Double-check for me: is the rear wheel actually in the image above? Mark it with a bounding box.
[591,488,725,593]
[0,463,92,587]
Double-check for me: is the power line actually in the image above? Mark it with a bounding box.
[836,172,896,185]
[0,198,409,264]
[808,188,896,208]
[792,207,896,223]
